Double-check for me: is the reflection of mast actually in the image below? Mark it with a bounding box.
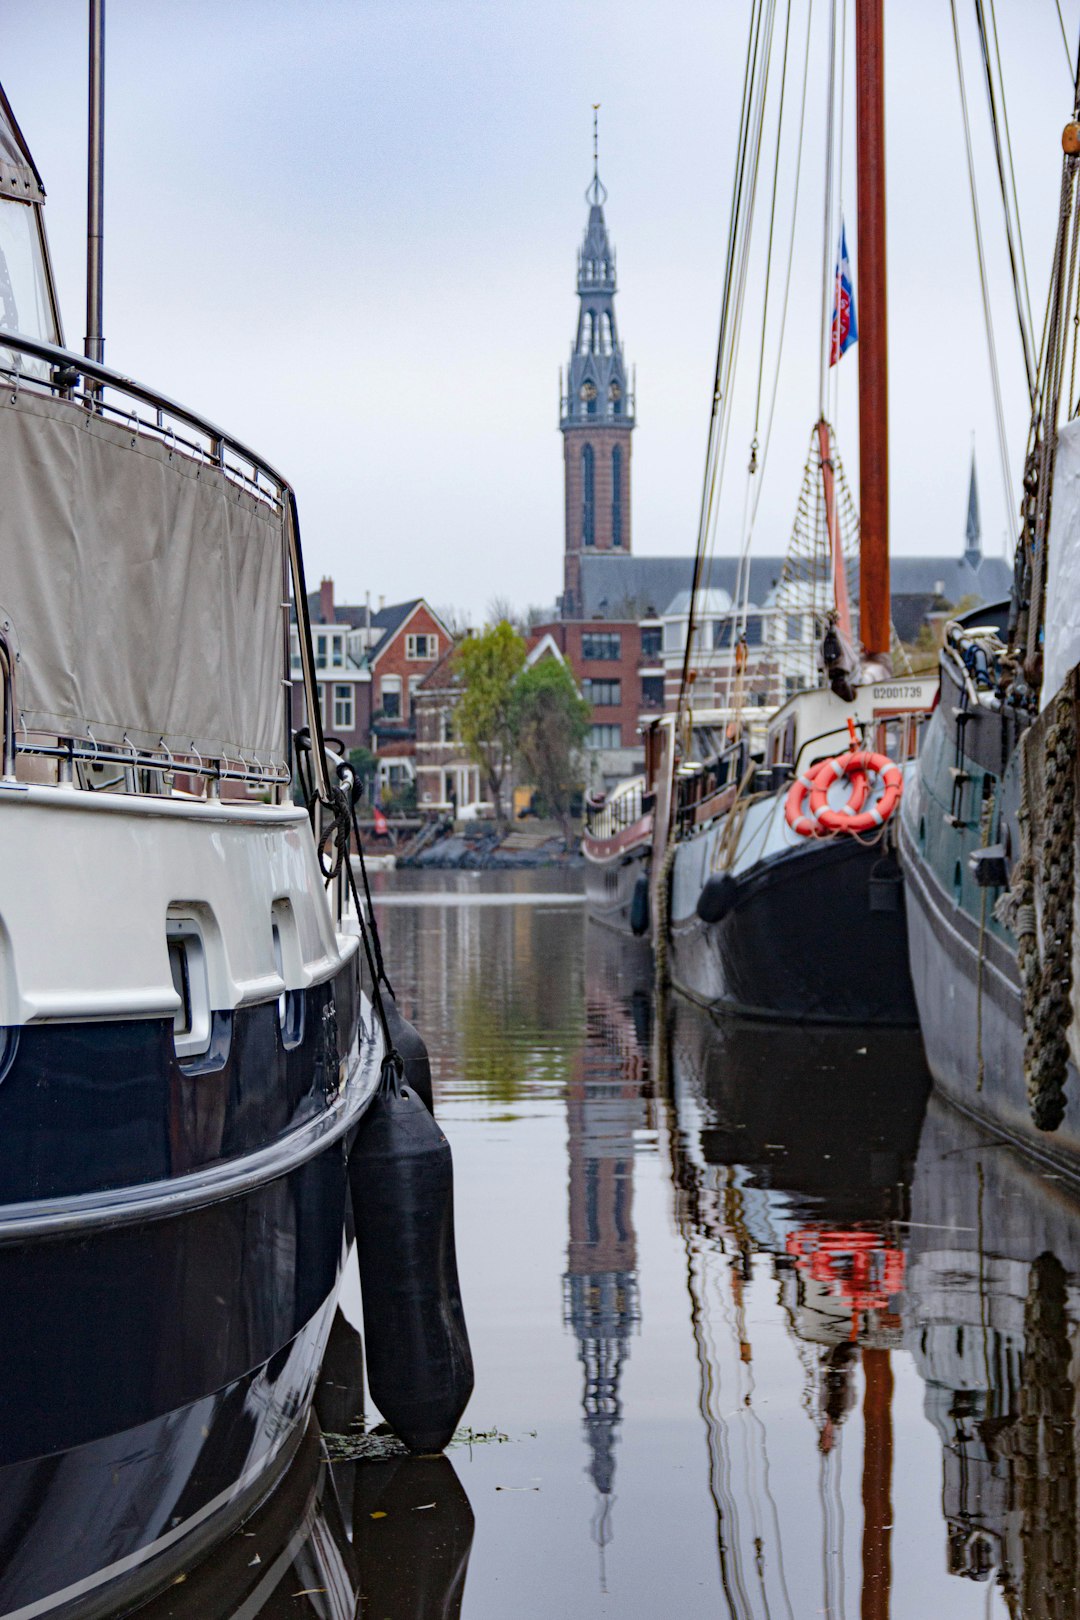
[564,949,649,1564]
[860,1349,892,1620]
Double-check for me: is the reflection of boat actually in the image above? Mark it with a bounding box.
[0,61,399,1617]
[667,994,930,1229]
[904,1092,1080,1609]
[663,992,929,1616]
[130,1309,475,1618]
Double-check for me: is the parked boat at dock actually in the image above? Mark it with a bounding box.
[644,0,936,1024]
[582,774,652,938]
[898,83,1080,1178]
[0,61,468,1618]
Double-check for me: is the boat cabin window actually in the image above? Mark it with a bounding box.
[0,199,59,364]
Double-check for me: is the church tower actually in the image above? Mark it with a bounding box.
[560,117,635,618]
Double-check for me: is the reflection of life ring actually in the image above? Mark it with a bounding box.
[812,750,903,833]
[784,759,868,837]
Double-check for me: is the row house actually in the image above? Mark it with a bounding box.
[293,577,451,797]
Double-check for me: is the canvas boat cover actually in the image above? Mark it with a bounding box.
[0,84,44,203]
[1043,417,1080,708]
[0,389,287,768]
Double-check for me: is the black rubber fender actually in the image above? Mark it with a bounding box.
[630,874,650,937]
[382,993,434,1114]
[696,871,739,926]
[350,1059,474,1453]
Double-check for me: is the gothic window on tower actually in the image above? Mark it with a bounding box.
[608,380,622,417]
[579,312,594,355]
[580,379,598,416]
[612,447,622,547]
[582,445,595,546]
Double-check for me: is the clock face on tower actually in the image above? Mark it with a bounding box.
[580,381,597,402]
[609,382,621,400]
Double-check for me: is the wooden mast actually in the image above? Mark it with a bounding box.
[855,0,890,664]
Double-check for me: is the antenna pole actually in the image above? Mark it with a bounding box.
[855,0,890,664]
[85,0,105,365]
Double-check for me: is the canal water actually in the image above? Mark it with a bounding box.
[151,870,1080,1617]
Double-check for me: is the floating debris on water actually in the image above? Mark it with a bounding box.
[322,1423,516,1461]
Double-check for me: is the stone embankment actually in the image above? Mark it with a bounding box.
[396,822,582,870]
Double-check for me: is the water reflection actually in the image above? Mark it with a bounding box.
[907,1094,1080,1613]
[137,1304,474,1619]
[564,929,652,1566]
[71,875,1080,1615]
[662,997,931,1620]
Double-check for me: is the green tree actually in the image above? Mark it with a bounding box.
[453,621,526,829]
[510,657,590,842]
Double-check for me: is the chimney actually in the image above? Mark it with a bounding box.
[319,576,334,624]
[378,594,386,612]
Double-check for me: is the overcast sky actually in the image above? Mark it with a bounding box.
[5,1,1078,619]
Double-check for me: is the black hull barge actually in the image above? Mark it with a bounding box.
[582,779,653,941]
[668,827,917,1025]
[660,680,933,1026]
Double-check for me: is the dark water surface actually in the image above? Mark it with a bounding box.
[164,869,1080,1617]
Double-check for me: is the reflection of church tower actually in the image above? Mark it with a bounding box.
[559,113,636,619]
[563,953,649,1549]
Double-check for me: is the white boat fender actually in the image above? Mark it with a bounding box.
[349,1055,474,1453]
[630,874,650,936]
[697,871,739,926]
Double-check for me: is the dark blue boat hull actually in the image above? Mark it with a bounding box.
[0,956,377,1619]
[668,832,919,1026]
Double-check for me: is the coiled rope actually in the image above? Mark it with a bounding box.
[1008,681,1076,1131]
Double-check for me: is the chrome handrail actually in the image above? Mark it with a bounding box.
[0,331,289,497]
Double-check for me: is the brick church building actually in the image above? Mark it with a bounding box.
[534,149,1013,790]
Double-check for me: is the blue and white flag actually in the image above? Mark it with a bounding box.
[829,221,858,366]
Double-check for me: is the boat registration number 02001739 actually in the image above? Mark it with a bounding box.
[872,681,936,709]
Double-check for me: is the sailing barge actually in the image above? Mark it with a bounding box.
[646,0,934,1025]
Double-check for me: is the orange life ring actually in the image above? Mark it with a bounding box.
[784,757,868,837]
[813,750,903,833]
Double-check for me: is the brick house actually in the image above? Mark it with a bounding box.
[294,580,451,797]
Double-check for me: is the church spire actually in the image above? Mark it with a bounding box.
[964,448,981,570]
[559,113,636,618]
